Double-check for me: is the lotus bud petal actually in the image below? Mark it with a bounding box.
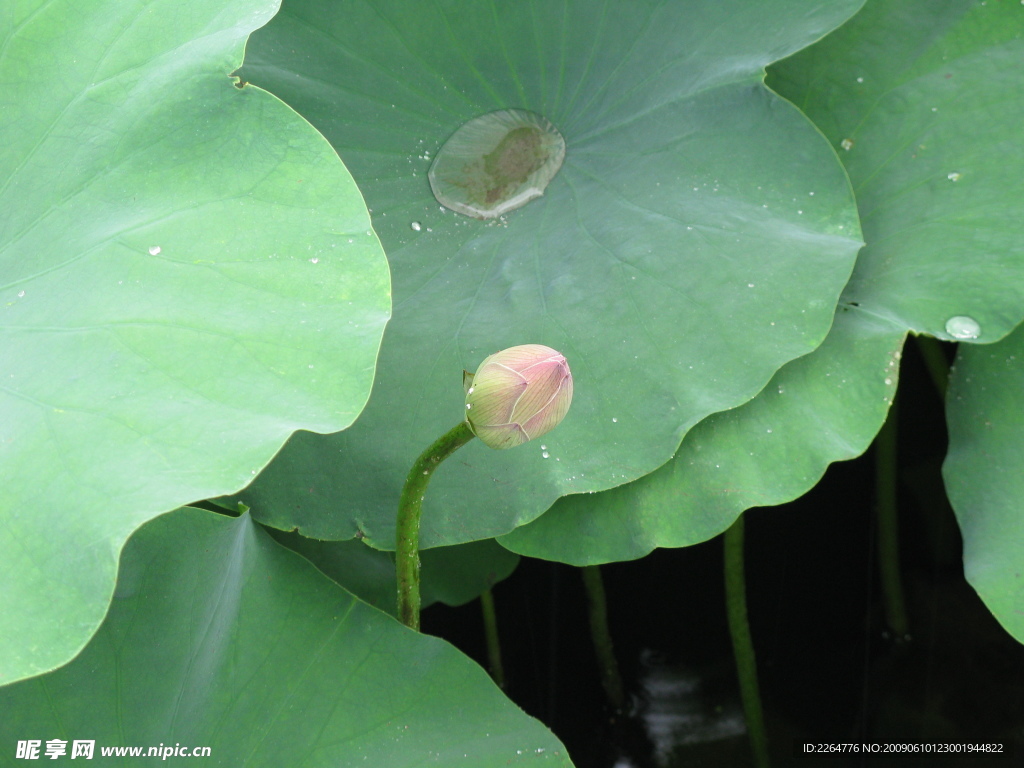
[465,344,573,450]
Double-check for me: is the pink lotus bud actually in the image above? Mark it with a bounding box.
[463,344,573,450]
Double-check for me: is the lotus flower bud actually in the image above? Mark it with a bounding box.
[463,344,573,450]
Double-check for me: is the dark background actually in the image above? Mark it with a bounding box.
[422,340,1024,768]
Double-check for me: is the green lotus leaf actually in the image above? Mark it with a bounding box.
[503,0,1022,564]
[268,528,518,616]
[944,322,1024,643]
[502,307,904,563]
[0,508,571,766]
[0,0,390,684]
[770,0,1024,340]
[231,0,864,548]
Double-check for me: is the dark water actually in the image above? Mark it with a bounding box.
[422,341,1024,768]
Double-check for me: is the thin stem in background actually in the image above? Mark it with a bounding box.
[724,513,770,768]
[395,420,476,630]
[479,588,506,688]
[914,335,950,400]
[875,403,909,639]
[580,564,625,713]
[546,562,561,722]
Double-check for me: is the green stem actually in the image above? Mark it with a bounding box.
[724,514,769,768]
[396,420,476,630]
[875,405,909,638]
[580,564,625,712]
[479,588,506,688]
[913,335,950,400]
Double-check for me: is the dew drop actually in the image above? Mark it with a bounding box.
[540,444,547,450]
[17,290,25,298]
[611,417,618,423]
[947,172,962,182]
[542,451,550,459]
[841,138,854,151]
[148,245,161,255]
[945,315,981,340]
[466,403,472,409]
[410,221,422,231]
[309,257,319,264]
[884,377,892,386]
[429,109,565,219]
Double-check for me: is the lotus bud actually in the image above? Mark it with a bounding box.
[463,344,573,450]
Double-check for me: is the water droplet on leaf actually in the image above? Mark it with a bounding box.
[429,109,565,219]
[945,315,980,340]
[149,246,161,255]
[410,221,422,231]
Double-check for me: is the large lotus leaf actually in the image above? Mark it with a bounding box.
[0,0,390,685]
[268,528,519,616]
[502,0,1022,563]
[944,323,1024,644]
[0,508,570,766]
[231,0,865,548]
[770,0,1024,340]
[501,308,904,563]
